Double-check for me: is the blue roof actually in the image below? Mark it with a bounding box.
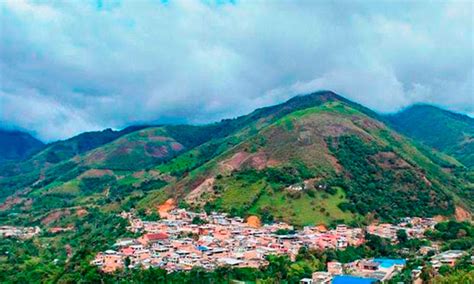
[373,258,406,268]
[332,275,378,284]
[196,245,209,251]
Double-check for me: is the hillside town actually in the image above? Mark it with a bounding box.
[91,208,448,282]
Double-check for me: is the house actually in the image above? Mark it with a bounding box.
[359,260,380,271]
[431,250,466,268]
[312,271,332,283]
[327,261,343,275]
[101,251,123,273]
[288,184,304,191]
[138,232,168,245]
[217,257,243,266]
[332,275,378,284]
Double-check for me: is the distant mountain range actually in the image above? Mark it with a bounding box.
[1,91,472,228]
[0,129,44,163]
[388,104,474,168]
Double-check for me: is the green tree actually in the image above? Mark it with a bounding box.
[397,229,408,244]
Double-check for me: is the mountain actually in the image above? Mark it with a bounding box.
[0,126,151,199]
[0,129,44,163]
[387,104,474,168]
[1,91,470,230]
[143,97,470,225]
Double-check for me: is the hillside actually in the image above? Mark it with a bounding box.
[0,92,471,229]
[388,104,474,168]
[0,129,44,163]
[0,126,155,200]
[143,100,469,225]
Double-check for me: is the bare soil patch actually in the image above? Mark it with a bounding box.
[80,169,114,178]
[158,199,176,218]
[455,206,472,221]
[246,215,261,228]
[185,178,215,206]
[42,209,71,226]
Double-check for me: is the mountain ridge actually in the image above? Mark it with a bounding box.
[0,91,471,228]
[387,104,474,168]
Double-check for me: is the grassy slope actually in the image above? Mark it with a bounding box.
[248,187,354,225]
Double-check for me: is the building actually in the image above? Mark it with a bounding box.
[312,271,332,283]
[327,261,343,275]
[431,250,466,268]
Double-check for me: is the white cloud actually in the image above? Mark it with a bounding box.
[0,0,472,141]
[0,89,102,140]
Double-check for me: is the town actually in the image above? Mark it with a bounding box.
[90,207,455,283]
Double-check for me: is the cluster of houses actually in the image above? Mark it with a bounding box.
[0,225,41,239]
[300,247,472,283]
[366,217,437,243]
[302,258,406,283]
[91,208,450,281]
[92,209,366,273]
[430,250,469,269]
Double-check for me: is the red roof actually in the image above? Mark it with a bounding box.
[121,247,134,255]
[145,233,168,241]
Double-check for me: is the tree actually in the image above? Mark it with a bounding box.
[124,256,131,270]
[421,265,435,283]
[192,216,207,225]
[438,265,452,276]
[397,229,408,244]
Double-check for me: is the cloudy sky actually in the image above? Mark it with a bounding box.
[0,0,473,141]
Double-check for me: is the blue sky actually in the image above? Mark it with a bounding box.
[0,0,472,141]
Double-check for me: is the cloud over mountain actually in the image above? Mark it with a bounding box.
[1,0,472,141]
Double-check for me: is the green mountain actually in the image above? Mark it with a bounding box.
[144,98,470,225]
[0,129,44,163]
[0,126,153,200]
[388,104,474,168]
[2,91,470,229]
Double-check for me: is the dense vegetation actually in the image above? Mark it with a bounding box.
[388,104,474,168]
[425,221,474,251]
[0,209,131,283]
[328,135,454,220]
